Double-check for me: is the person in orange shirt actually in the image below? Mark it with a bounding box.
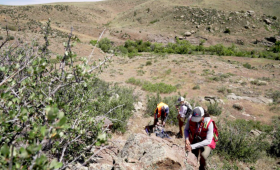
[153,102,169,127]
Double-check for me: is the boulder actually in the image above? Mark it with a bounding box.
[184,31,192,36]
[250,129,262,137]
[120,133,197,170]
[95,116,113,129]
[264,19,272,25]
[204,96,223,104]
[133,101,143,111]
[233,103,244,111]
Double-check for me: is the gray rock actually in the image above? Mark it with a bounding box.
[264,19,272,25]
[95,116,113,129]
[233,103,244,111]
[120,133,197,170]
[250,129,262,136]
[133,101,143,111]
[184,31,192,36]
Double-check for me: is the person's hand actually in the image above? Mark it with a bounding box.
[162,121,165,126]
[185,139,190,145]
[185,145,192,152]
[157,121,160,126]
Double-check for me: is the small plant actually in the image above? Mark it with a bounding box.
[224,28,231,34]
[193,84,200,90]
[243,62,252,69]
[6,35,14,41]
[137,69,145,76]
[146,61,152,66]
[207,102,222,116]
[90,40,97,46]
[150,19,159,24]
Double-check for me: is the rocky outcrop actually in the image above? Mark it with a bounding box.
[227,93,273,104]
[81,133,198,170]
[120,133,197,170]
[204,96,224,104]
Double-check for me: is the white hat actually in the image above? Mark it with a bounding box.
[177,96,185,104]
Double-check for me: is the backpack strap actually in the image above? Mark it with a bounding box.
[203,119,213,129]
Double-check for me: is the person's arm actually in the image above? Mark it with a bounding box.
[162,107,169,122]
[184,117,190,140]
[190,122,213,150]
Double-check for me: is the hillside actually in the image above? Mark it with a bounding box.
[0,0,280,169]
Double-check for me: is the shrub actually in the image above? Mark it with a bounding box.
[146,61,152,66]
[0,20,135,169]
[90,40,97,46]
[243,62,252,69]
[150,19,159,24]
[6,25,17,31]
[272,41,280,53]
[6,35,15,41]
[224,28,231,34]
[98,38,112,53]
[193,84,200,90]
[268,116,280,157]
[207,102,222,116]
[267,90,280,103]
[216,119,270,162]
[0,36,3,40]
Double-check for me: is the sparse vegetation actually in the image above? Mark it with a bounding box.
[150,19,159,24]
[126,77,176,93]
[217,86,232,95]
[193,84,200,90]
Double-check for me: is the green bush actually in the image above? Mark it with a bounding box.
[243,62,252,69]
[90,40,97,46]
[270,90,280,103]
[216,119,270,162]
[272,41,280,53]
[207,102,222,116]
[224,28,231,34]
[146,61,152,66]
[6,35,15,41]
[98,38,112,53]
[150,19,159,24]
[0,20,136,169]
[6,25,17,31]
[268,116,280,157]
